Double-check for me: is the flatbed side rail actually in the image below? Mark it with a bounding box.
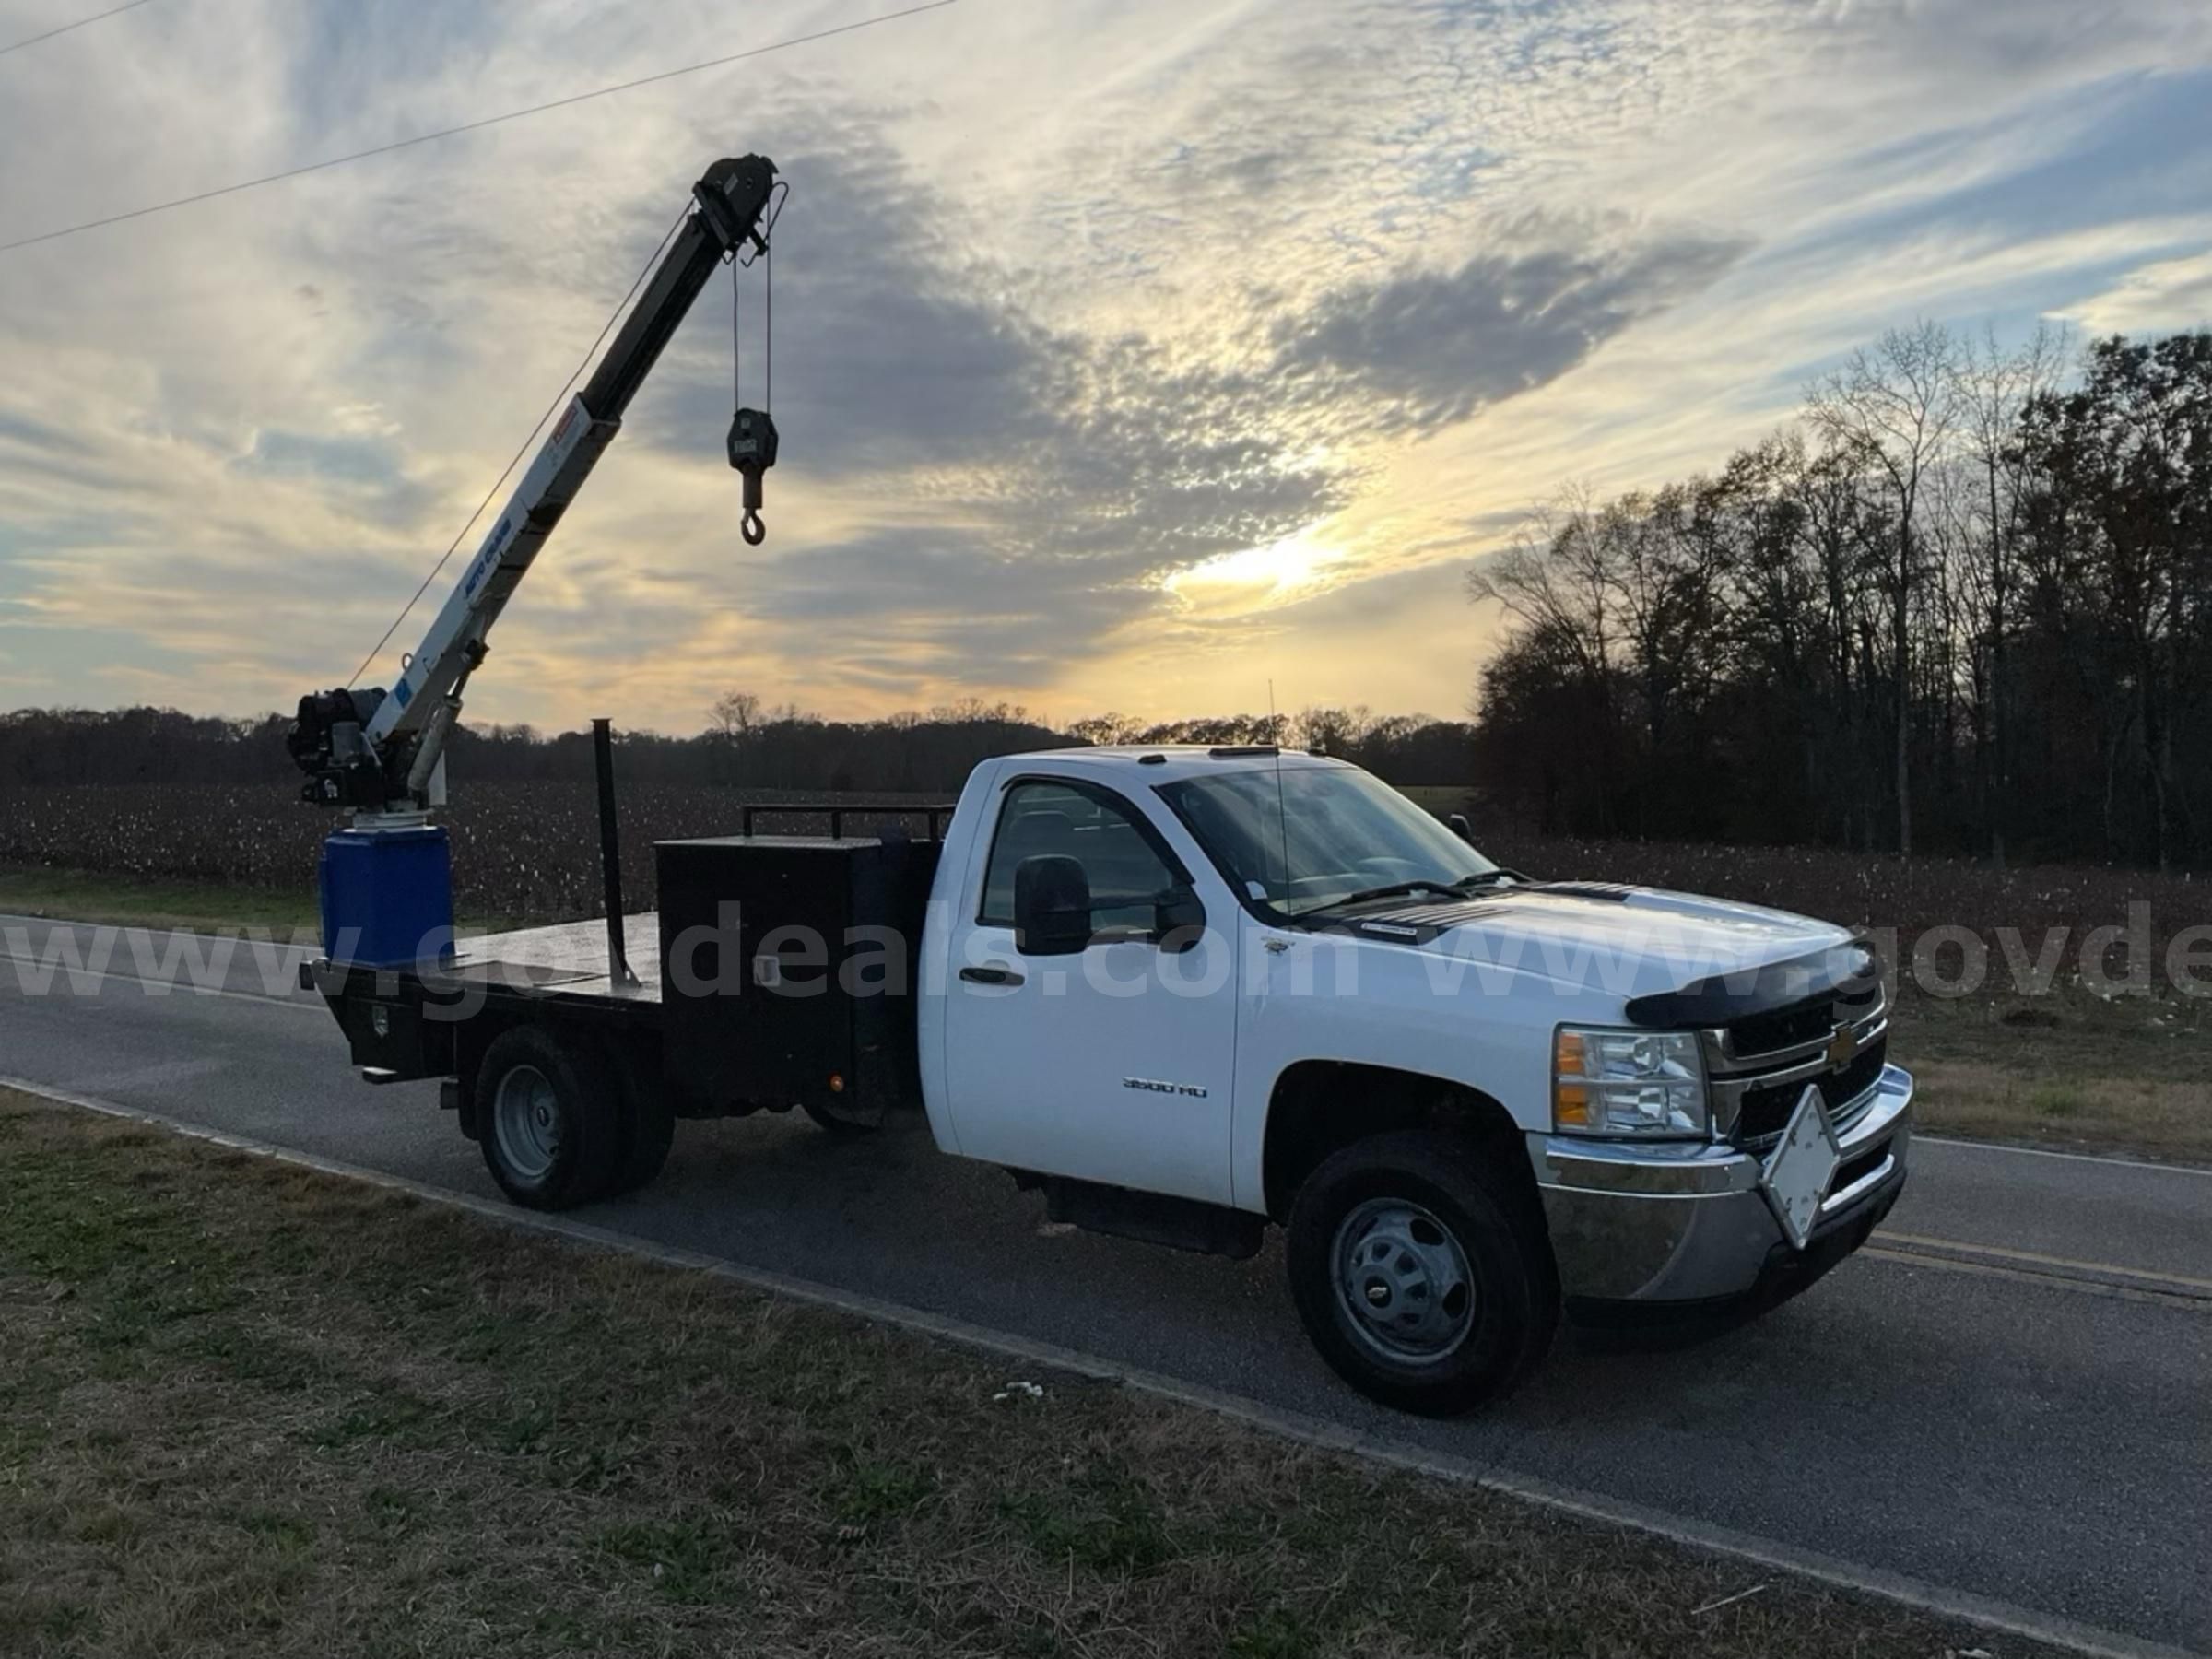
[735,801,959,840]
[300,956,659,1025]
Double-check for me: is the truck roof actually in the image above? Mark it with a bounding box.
[998,746,1349,783]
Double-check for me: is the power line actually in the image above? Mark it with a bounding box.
[0,0,957,255]
[0,0,158,58]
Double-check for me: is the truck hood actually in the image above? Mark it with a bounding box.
[1335,883,1857,1005]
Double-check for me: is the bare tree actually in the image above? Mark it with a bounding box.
[1466,486,1619,686]
[1806,321,1961,855]
[1949,322,2071,864]
[708,689,761,744]
[1067,712,1146,747]
[1295,704,1374,756]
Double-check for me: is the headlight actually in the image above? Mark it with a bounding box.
[1553,1027,1708,1137]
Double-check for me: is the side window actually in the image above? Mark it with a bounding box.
[978,781,1183,933]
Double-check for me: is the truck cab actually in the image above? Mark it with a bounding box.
[308,746,1912,1417]
[916,747,1912,1412]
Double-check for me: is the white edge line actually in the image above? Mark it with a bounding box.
[0,1073,2194,1659]
[1916,1134,2212,1179]
[0,948,324,1013]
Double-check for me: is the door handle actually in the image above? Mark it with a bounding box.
[959,965,1025,986]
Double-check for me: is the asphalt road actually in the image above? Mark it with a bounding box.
[4,913,2208,1652]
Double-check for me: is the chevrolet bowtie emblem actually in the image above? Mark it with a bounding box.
[1827,1024,1858,1068]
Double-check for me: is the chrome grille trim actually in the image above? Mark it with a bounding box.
[1700,988,1889,1144]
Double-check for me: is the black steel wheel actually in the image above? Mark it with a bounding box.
[474,1027,621,1210]
[1287,1129,1558,1416]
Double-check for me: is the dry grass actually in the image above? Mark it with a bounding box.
[0,1090,2054,1659]
[0,866,522,941]
[0,866,321,937]
[1890,987,2211,1161]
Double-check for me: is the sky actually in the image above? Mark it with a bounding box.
[1,0,2208,737]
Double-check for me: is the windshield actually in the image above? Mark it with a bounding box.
[1157,765,1499,920]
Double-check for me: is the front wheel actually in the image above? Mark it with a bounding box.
[1286,1129,1558,1416]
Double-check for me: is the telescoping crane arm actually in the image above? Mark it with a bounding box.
[289,154,782,817]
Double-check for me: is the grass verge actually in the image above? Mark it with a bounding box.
[0,865,321,936]
[0,865,520,941]
[1892,985,2210,1163]
[0,1088,2054,1659]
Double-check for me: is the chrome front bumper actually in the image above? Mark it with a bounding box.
[1528,1064,1913,1307]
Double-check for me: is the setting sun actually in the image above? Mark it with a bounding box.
[1161,531,1338,613]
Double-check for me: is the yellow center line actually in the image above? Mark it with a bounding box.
[1876,1230,2212,1295]
[1857,1247,2212,1312]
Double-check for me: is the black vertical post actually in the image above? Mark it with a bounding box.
[592,718,639,987]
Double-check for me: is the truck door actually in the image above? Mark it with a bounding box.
[941,776,1237,1206]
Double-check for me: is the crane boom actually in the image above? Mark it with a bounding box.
[290,154,781,817]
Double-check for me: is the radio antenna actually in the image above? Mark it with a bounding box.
[1268,678,1291,904]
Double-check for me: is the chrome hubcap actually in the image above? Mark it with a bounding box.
[1332,1196,1475,1365]
[492,1064,561,1182]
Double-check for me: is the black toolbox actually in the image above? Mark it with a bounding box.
[654,834,940,1118]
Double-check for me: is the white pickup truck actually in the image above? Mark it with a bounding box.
[306,745,1912,1415]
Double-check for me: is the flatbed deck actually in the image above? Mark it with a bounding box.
[451,913,663,1003]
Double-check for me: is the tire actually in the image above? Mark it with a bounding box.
[474,1028,622,1210]
[1286,1129,1559,1416]
[603,1043,676,1197]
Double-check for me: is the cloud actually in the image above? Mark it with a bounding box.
[619,117,1054,478]
[594,119,1731,695]
[1272,224,1747,434]
[2060,248,2212,335]
[234,429,436,529]
[1,0,2208,730]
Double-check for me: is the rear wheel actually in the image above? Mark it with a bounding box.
[476,1028,621,1210]
[1286,1129,1558,1416]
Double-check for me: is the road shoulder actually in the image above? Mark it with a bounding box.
[3,1085,2147,1658]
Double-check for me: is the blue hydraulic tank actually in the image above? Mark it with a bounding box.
[318,825,455,969]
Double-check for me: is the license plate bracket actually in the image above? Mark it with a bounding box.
[1761,1084,1841,1250]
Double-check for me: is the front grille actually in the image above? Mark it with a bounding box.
[1732,1032,1888,1146]
[1727,982,1879,1059]
[1728,1000,1834,1057]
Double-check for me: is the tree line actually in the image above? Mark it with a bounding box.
[1469,326,2211,871]
[0,697,1475,794]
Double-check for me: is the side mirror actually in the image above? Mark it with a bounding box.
[1449,812,1475,844]
[1154,886,1206,952]
[1014,853,1092,956]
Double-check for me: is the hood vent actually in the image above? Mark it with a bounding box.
[1326,898,1507,943]
[1521,880,1639,902]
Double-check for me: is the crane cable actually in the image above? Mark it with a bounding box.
[344,201,690,690]
[730,179,786,545]
[731,180,788,417]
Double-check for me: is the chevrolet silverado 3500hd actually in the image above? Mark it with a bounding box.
[307,746,1912,1416]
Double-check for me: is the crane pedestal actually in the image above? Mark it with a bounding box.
[319,825,455,969]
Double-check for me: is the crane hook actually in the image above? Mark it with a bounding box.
[728,406,778,548]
